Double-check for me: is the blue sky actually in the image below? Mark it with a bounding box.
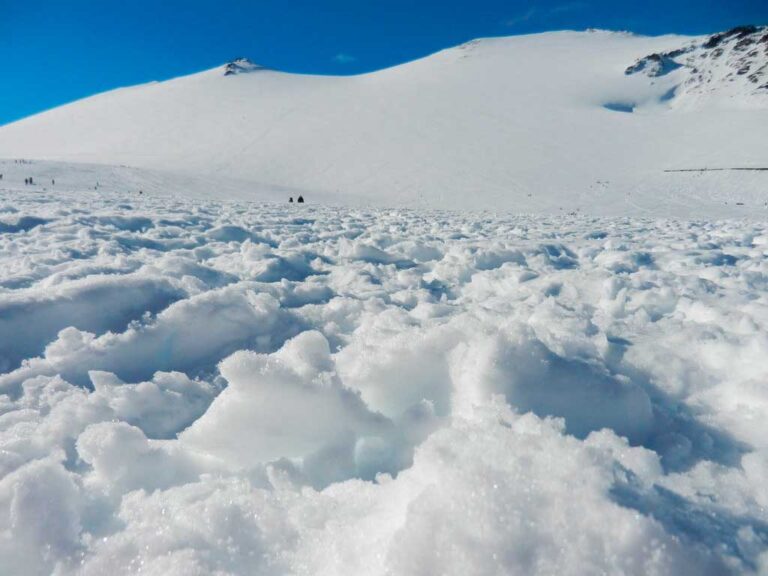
[1,0,766,125]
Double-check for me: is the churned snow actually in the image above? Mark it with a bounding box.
[1,181,768,575]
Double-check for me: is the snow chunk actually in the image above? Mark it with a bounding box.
[181,331,393,475]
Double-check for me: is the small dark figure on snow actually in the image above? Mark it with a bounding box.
[139,190,143,195]
[29,177,34,185]
[289,197,294,203]
[297,195,304,203]
[51,179,55,185]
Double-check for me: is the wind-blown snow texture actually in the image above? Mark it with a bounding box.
[2,184,768,574]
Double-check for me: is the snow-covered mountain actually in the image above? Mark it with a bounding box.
[626,25,768,106]
[0,28,766,212]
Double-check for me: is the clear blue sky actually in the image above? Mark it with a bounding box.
[2,0,766,125]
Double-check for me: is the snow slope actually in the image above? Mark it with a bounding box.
[0,28,766,212]
[2,186,768,574]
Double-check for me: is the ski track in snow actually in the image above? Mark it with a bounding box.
[2,187,768,574]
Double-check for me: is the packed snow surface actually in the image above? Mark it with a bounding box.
[2,183,768,574]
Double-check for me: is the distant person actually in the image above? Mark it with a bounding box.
[139,190,143,195]
[29,177,34,185]
[297,195,304,203]
[289,197,294,203]
[51,179,55,185]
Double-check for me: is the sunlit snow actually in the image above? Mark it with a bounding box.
[1,179,768,574]
[1,30,766,211]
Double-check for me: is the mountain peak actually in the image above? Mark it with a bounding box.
[223,58,266,76]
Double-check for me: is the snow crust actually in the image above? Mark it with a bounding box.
[2,185,768,574]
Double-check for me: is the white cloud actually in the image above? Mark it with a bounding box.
[333,52,357,64]
[505,2,586,27]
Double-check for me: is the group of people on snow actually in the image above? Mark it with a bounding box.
[21,177,55,185]
[7,171,308,204]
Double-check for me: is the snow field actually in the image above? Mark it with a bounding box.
[1,30,767,214]
[1,187,768,574]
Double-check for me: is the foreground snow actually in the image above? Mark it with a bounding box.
[2,187,768,574]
